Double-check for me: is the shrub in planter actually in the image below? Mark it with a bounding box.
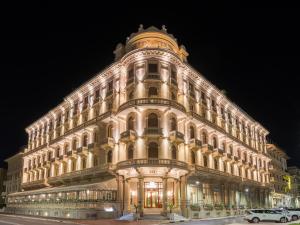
[190,204,201,211]
[214,203,224,210]
[203,204,213,211]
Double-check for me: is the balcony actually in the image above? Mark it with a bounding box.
[77,146,88,156]
[59,155,68,161]
[270,177,275,182]
[201,144,213,154]
[88,143,97,152]
[189,139,202,150]
[118,98,186,114]
[66,150,77,159]
[42,161,51,168]
[120,130,136,142]
[145,74,160,80]
[212,148,224,157]
[21,179,48,190]
[194,165,242,182]
[116,158,189,171]
[47,164,111,185]
[100,137,114,149]
[143,127,163,136]
[223,153,232,162]
[269,164,274,170]
[169,131,184,144]
[50,157,59,164]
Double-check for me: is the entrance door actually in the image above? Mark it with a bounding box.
[144,182,162,208]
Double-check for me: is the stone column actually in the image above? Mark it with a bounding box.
[180,175,188,217]
[116,175,124,216]
[138,177,144,217]
[124,179,130,213]
[163,177,168,215]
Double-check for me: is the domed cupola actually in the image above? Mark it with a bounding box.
[113,25,189,62]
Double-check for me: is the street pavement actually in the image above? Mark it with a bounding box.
[0,214,299,225]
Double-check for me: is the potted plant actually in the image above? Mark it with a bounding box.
[214,203,224,210]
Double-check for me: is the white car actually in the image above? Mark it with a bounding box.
[287,208,300,221]
[244,209,291,223]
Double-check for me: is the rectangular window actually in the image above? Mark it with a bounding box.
[148,63,158,73]
[83,96,89,110]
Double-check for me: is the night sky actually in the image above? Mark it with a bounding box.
[0,4,299,168]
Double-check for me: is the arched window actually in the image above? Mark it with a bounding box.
[82,134,88,147]
[222,142,226,151]
[72,160,76,171]
[107,125,113,138]
[128,91,134,100]
[237,149,241,158]
[128,145,134,159]
[203,155,208,167]
[148,113,158,128]
[56,147,60,157]
[212,137,218,149]
[170,117,177,131]
[190,126,195,139]
[191,151,196,164]
[82,158,86,169]
[148,87,158,97]
[64,144,69,154]
[171,92,176,101]
[107,150,112,163]
[127,116,134,130]
[214,158,219,170]
[93,157,98,167]
[148,142,158,158]
[171,145,177,160]
[93,131,98,143]
[229,145,233,155]
[231,164,235,174]
[72,139,78,150]
[202,132,207,144]
[63,163,67,174]
[244,152,247,161]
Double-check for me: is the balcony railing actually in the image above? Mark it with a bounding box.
[120,130,136,142]
[118,98,186,114]
[143,127,163,136]
[100,137,114,149]
[189,139,202,150]
[169,130,184,143]
[116,158,189,171]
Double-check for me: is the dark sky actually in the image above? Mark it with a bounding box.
[0,4,299,168]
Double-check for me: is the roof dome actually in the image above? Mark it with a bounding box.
[114,25,189,62]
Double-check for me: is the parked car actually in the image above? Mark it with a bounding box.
[244,209,291,223]
[287,208,300,221]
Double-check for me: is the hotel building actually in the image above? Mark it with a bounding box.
[6,25,272,219]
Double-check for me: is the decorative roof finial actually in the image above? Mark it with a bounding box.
[162,25,167,32]
[138,24,144,31]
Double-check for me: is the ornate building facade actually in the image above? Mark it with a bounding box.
[267,144,292,208]
[288,166,300,208]
[4,151,23,199]
[6,25,272,219]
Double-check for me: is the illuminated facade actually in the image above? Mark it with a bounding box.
[267,144,292,208]
[6,25,272,219]
[288,166,300,208]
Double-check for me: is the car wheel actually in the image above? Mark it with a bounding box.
[279,217,287,223]
[252,217,260,223]
[292,215,298,221]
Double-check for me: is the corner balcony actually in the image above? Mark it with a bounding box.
[189,139,202,150]
[21,179,48,190]
[120,130,136,143]
[212,148,224,157]
[200,144,213,154]
[143,127,163,137]
[100,137,114,149]
[116,158,189,171]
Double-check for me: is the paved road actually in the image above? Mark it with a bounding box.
[0,214,76,225]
